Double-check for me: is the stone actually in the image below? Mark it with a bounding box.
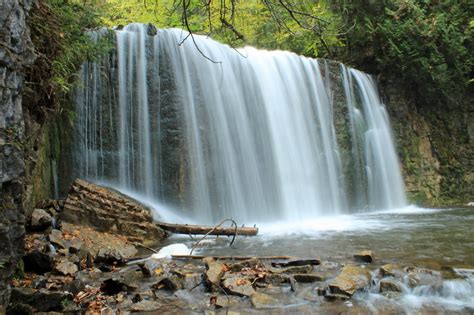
[354,250,374,263]
[30,209,52,231]
[54,260,78,276]
[324,293,351,301]
[95,246,138,265]
[68,238,83,254]
[380,264,402,277]
[48,229,66,249]
[274,265,313,274]
[129,300,162,312]
[205,259,225,286]
[379,279,402,293]
[222,277,255,296]
[61,279,85,295]
[293,273,324,283]
[264,273,289,285]
[10,287,72,312]
[23,251,54,274]
[139,258,169,278]
[328,265,372,297]
[404,266,441,288]
[272,258,321,268]
[153,275,184,292]
[250,292,278,309]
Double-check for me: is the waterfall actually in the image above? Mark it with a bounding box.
[74,24,407,224]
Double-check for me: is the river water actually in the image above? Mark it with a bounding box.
[160,206,474,313]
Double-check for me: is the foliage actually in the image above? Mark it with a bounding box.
[341,0,473,105]
[27,0,112,117]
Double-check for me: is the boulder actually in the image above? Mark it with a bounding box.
[328,265,372,297]
[95,247,138,265]
[48,229,66,249]
[293,273,324,283]
[251,292,278,309]
[139,258,170,278]
[30,209,53,231]
[379,279,402,293]
[204,258,225,286]
[222,277,255,296]
[23,251,54,274]
[54,260,78,276]
[60,179,167,245]
[380,264,402,277]
[354,250,374,263]
[10,287,72,312]
[272,258,320,268]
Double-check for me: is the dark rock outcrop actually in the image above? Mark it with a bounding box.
[0,0,36,308]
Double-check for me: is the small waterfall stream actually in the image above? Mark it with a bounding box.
[74,24,406,224]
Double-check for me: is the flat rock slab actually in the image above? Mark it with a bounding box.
[205,259,225,286]
[293,273,325,283]
[61,179,167,245]
[223,277,255,296]
[272,258,321,268]
[251,292,279,309]
[328,265,372,297]
[54,260,78,276]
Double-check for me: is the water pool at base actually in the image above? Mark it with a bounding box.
[161,206,474,313]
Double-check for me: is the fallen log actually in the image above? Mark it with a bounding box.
[155,222,258,236]
[171,255,292,260]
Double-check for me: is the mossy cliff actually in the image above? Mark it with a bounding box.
[385,83,473,206]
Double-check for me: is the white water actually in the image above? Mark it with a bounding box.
[74,24,406,224]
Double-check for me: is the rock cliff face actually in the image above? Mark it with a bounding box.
[384,83,473,205]
[0,0,35,309]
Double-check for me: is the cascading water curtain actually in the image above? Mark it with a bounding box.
[74,24,407,224]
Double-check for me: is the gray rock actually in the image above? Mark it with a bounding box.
[95,246,138,265]
[49,229,66,249]
[272,258,320,268]
[30,209,52,231]
[205,258,225,286]
[23,251,54,274]
[61,279,85,295]
[222,277,255,296]
[10,287,72,312]
[129,300,162,312]
[250,292,278,309]
[293,273,324,283]
[139,258,170,278]
[54,260,78,276]
[354,250,374,263]
[153,275,184,292]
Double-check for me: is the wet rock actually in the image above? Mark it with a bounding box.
[153,275,184,292]
[222,277,255,296]
[380,264,402,277]
[228,258,260,272]
[324,293,351,301]
[204,259,225,286]
[23,251,54,274]
[129,300,162,312]
[293,273,324,283]
[328,265,372,297]
[54,260,78,276]
[251,292,278,309]
[354,250,374,263]
[404,266,441,288]
[379,279,402,293]
[272,258,320,268]
[274,265,313,274]
[147,23,158,36]
[68,238,83,254]
[139,258,170,277]
[210,295,240,308]
[10,287,72,312]
[101,269,142,294]
[30,209,53,231]
[61,279,85,295]
[264,273,289,285]
[48,229,66,249]
[95,246,138,265]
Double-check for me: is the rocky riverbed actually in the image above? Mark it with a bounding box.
[6,198,474,314]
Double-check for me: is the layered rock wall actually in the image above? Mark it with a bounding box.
[0,0,35,309]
